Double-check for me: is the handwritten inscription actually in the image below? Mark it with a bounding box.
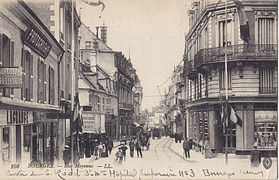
[4,164,268,180]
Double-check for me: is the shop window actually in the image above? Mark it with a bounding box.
[2,127,10,164]
[0,34,14,97]
[255,122,277,149]
[259,67,275,94]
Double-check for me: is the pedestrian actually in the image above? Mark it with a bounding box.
[115,148,123,164]
[129,139,135,157]
[183,138,190,159]
[120,144,128,161]
[250,141,261,167]
[204,138,213,159]
[93,139,99,159]
[98,143,104,158]
[135,139,143,158]
[107,138,113,155]
[63,145,71,167]
[85,139,91,158]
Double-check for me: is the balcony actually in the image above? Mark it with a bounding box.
[185,60,197,80]
[194,44,278,70]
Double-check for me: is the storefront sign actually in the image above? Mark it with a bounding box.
[82,113,96,133]
[255,111,277,122]
[23,26,52,59]
[0,67,22,88]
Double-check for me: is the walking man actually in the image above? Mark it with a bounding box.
[129,139,135,157]
[183,138,190,158]
[136,139,143,158]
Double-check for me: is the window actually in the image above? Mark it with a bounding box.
[0,34,14,97]
[97,95,101,111]
[219,68,232,89]
[21,50,33,101]
[85,41,91,49]
[37,60,46,103]
[258,18,275,44]
[59,5,64,40]
[49,66,55,105]
[218,20,232,47]
[102,97,105,111]
[259,67,275,94]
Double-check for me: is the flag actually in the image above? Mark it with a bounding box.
[233,0,250,43]
[228,104,242,127]
[73,94,83,132]
[82,0,105,18]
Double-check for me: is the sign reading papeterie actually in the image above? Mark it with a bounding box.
[0,67,22,88]
[23,25,52,59]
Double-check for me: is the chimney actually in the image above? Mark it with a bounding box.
[96,26,99,38]
[100,26,107,44]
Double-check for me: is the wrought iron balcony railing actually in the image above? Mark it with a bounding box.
[194,44,278,69]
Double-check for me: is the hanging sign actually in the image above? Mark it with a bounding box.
[23,25,52,59]
[0,67,22,88]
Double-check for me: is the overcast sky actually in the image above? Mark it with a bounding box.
[79,0,190,111]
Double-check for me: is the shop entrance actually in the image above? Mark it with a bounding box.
[16,125,21,162]
[221,122,236,153]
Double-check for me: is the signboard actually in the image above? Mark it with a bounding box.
[255,111,277,122]
[82,113,96,133]
[23,26,52,59]
[0,67,22,88]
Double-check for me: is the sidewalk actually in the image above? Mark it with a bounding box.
[168,138,251,164]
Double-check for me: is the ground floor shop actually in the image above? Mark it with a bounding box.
[0,109,61,166]
[186,102,277,156]
[119,109,133,137]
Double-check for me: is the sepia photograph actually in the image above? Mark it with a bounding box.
[0,0,277,179]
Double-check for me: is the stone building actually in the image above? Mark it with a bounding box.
[0,1,64,165]
[182,0,277,155]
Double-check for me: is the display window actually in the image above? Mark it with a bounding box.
[255,111,277,149]
[2,127,10,164]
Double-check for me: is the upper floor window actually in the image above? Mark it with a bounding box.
[219,68,232,89]
[258,18,275,44]
[85,41,91,49]
[37,59,46,103]
[22,50,33,101]
[218,20,232,47]
[49,66,55,105]
[259,67,275,94]
[59,5,64,40]
[0,34,14,97]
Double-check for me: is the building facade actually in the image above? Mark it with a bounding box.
[79,23,118,138]
[183,0,277,155]
[27,0,81,163]
[0,1,64,166]
[115,52,135,137]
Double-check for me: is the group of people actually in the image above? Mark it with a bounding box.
[182,137,214,159]
[115,136,148,164]
[63,135,114,167]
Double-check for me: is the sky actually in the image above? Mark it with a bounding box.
[79,0,190,111]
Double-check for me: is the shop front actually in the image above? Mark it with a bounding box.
[254,110,277,156]
[0,109,34,166]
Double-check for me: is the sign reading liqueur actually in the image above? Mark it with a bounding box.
[0,67,22,88]
[23,25,52,59]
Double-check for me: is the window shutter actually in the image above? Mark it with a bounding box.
[10,41,14,96]
[21,49,26,100]
[0,34,2,96]
[30,54,33,101]
[44,63,47,103]
[37,59,40,103]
